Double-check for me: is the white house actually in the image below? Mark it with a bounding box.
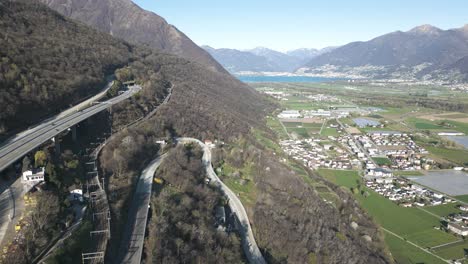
[22,167,45,183]
[278,110,301,119]
[68,189,83,202]
[367,168,393,177]
[448,222,468,236]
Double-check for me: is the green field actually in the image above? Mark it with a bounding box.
[384,234,446,264]
[433,240,468,260]
[317,169,360,188]
[319,169,460,261]
[282,121,323,136]
[372,157,393,166]
[424,203,462,217]
[446,120,468,135]
[321,128,340,137]
[382,107,414,116]
[426,145,468,165]
[287,127,310,138]
[355,190,457,247]
[407,117,444,130]
[280,97,317,110]
[455,195,468,204]
[266,117,289,139]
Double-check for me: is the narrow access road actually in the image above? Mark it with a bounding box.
[0,177,27,248]
[118,155,165,264]
[177,138,266,264]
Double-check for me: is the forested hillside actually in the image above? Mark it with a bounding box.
[0,0,137,135]
[144,145,246,263]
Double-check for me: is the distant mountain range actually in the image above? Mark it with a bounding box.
[205,24,468,82]
[301,24,468,82]
[39,0,225,73]
[202,46,336,73]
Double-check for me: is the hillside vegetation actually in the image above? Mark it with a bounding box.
[144,144,245,263]
[0,0,137,134]
[212,137,393,264]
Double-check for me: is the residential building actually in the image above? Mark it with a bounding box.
[22,167,45,183]
[448,222,468,236]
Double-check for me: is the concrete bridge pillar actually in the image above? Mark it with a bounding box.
[53,137,61,154]
[72,125,77,142]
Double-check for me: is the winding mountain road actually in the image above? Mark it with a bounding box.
[118,155,165,264]
[177,138,266,264]
[119,138,266,264]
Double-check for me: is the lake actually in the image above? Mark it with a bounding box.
[446,136,468,149]
[236,75,343,83]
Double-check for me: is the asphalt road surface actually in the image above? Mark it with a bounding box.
[118,155,165,264]
[0,178,26,248]
[178,138,266,264]
[0,84,141,172]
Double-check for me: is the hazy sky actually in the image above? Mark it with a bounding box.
[132,0,468,52]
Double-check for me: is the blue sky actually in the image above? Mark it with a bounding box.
[132,0,468,52]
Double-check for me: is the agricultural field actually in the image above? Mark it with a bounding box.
[287,127,309,138]
[318,169,462,262]
[355,190,458,248]
[317,169,360,188]
[455,195,468,204]
[384,234,446,264]
[424,203,462,217]
[254,81,468,263]
[433,240,468,260]
[266,116,289,140]
[281,120,324,138]
[320,127,340,137]
[425,145,468,165]
[406,117,446,130]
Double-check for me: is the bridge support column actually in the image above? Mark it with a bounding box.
[53,137,61,154]
[72,125,77,142]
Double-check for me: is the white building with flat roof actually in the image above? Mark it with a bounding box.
[22,167,45,183]
[448,222,468,236]
[278,110,301,119]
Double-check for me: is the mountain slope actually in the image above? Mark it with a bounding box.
[0,1,268,262]
[202,46,275,72]
[0,0,137,135]
[306,25,468,67]
[39,0,226,73]
[286,48,319,59]
[302,24,468,80]
[248,47,302,72]
[204,46,335,73]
